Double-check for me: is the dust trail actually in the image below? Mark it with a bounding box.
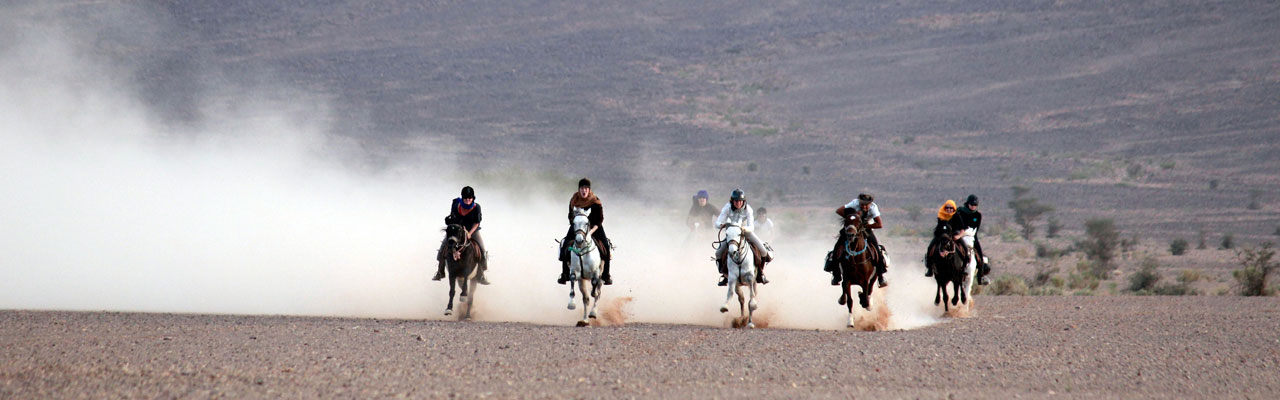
[0,9,950,331]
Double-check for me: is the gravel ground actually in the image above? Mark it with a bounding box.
[2,297,1278,399]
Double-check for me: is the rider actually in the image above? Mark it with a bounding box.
[686,190,718,231]
[754,207,776,241]
[714,189,774,286]
[433,186,489,285]
[924,200,966,277]
[557,178,613,285]
[957,194,990,285]
[826,193,889,287]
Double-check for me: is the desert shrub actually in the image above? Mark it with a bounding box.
[1153,284,1197,296]
[1177,269,1203,284]
[1159,161,1175,169]
[1079,218,1120,276]
[1197,230,1208,249]
[1248,189,1263,210]
[1126,163,1143,180]
[1170,238,1189,255]
[747,162,758,172]
[1221,233,1234,250]
[904,205,922,222]
[1008,186,1054,239]
[1046,217,1062,238]
[1035,242,1064,259]
[1209,179,1219,189]
[1274,226,1280,236]
[802,166,810,175]
[1072,289,1095,296]
[987,275,1029,296]
[1068,261,1101,290]
[902,135,916,145]
[1233,243,1277,296]
[1128,257,1162,293]
[1029,286,1063,296]
[1121,235,1139,253]
[1031,261,1060,287]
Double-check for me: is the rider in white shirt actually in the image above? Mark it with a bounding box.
[754,207,776,242]
[825,193,890,287]
[715,189,774,286]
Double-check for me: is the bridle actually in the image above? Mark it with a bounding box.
[719,224,750,265]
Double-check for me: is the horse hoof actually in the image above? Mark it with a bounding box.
[444,310,452,316]
[838,296,846,306]
[576,321,589,327]
[719,306,729,313]
[589,311,598,319]
[568,303,576,310]
[747,322,755,329]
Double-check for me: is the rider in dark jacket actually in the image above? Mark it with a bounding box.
[686,190,718,231]
[433,186,489,285]
[558,178,613,285]
[956,194,989,285]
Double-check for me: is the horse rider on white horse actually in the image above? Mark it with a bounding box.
[433,185,489,285]
[825,193,889,288]
[558,178,613,285]
[715,189,773,286]
[957,194,991,285]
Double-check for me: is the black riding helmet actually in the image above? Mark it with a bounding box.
[730,189,746,201]
[461,186,475,199]
[578,178,591,189]
[965,194,979,206]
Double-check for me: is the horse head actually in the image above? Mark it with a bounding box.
[842,208,864,237]
[721,223,748,261]
[571,207,592,245]
[445,224,466,252]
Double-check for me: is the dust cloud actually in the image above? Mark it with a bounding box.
[0,8,950,330]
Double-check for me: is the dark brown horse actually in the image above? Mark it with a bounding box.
[834,209,881,327]
[442,224,480,319]
[928,235,969,312]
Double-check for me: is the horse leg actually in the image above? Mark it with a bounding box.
[579,279,591,326]
[588,278,600,320]
[952,280,962,306]
[859,283,871,310]
[445,276,456,316]
[464,276,477,320]
[746,281,757,329]
[567,266,578,310]
[934,279,943,305]
[720,266,735,313]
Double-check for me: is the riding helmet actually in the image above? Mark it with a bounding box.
[461,186,475,199]
[858,193,874,203]
[965,194,979,206]
[578,178,591,188]
[730,189,746,201]
[695,190,709,199]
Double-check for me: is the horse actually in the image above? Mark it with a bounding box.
[834,209,881,327]
[441,223,479,319]
[928,235,969,312]
[717,223,758,328]
[959,234,980,310]
[565,207,603,327]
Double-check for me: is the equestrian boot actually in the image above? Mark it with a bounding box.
[717,258,728,286]
[824,252,841,286]
[924,262,934,277]
[557,260,570,284]
[978,256,991,285]
[473,252,490,285]
[756,265,769,284]
[601,259,613,285]
[432,251,446,281]
[876,261,889,288]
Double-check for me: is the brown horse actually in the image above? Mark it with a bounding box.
[442,224,480,320]
[928,235,969,312]
[834,209,881,327]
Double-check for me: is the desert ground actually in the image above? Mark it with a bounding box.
[3,297,1278,399]
[3,1,1280,398]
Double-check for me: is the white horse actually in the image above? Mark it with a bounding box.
[718,223,758,328]
[565,207,603,327]
[960,234,982,310]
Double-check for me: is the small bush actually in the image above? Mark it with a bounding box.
[747,162,758,172]
[1221,234,1234,250]
[1068,261,1101,290]
[1248,189,1263,210]
[1197,230,1208,249]
[1079,218,1120,276]
[1209,179,1219,190]
[1177,270,1203,284]
[1126,163,1143,180]
[1128,257,1162,293]
[1031,261,1060,286]
[1046,217,1062,238]
[1274,226,1280,236]
[988,275,1029,295]
[1153,283,1198,296]
[1233,243,1277,296]
[1170,238,1189,255]
[1159,161,1176,169]
[802,166,810,175]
